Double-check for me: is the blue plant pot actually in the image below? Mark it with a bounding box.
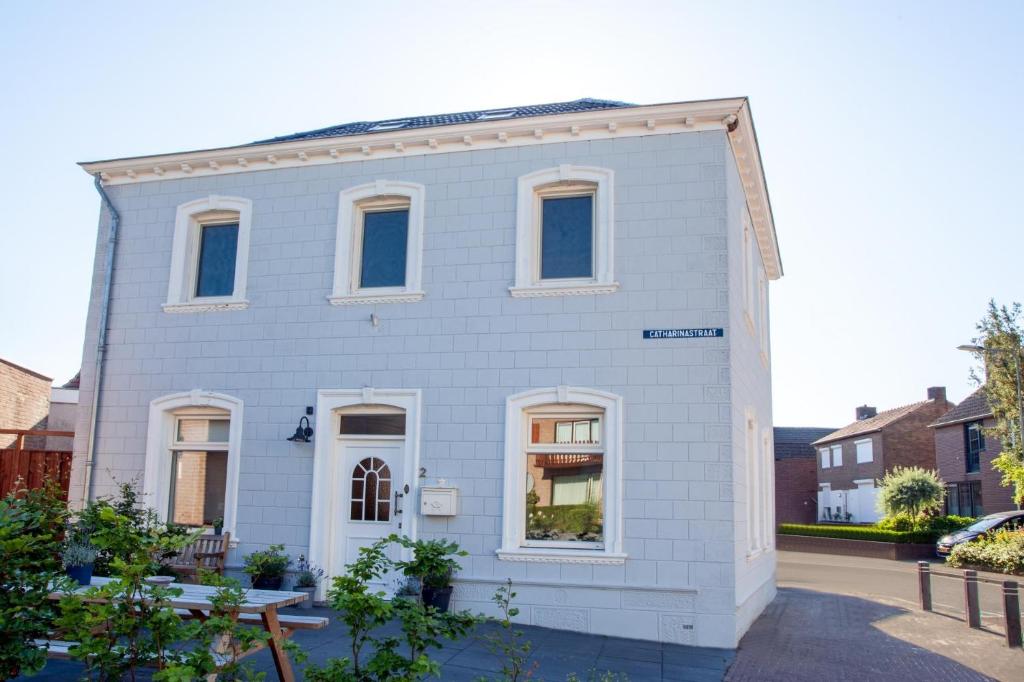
[66,563,94,587]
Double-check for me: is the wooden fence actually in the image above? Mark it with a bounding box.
[0,428,74,499]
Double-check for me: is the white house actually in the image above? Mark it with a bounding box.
[70,97,782,647]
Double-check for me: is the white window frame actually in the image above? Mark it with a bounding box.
[757,269,769,364]
[330,180,425,305]
[745,411,759,555]
[144,390,243,544]
[855,438,873,464]
[499,386,625,564]
[820,447,830,469]
[165,195,252,313]
[510,165,618,298]
[831,444,843,467]
[742,215,755,334]
[761,428,774,551]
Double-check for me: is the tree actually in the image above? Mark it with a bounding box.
[876,466,945,518]
[970,300,1024,505]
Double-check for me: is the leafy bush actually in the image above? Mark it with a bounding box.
[876,466,945,517]
[305,536,478,681]
[0,483,69,678]
[876,513,975,534]
[392,534,467,589]
[948,529,1024,574]
[777,523,936,544]
[243,543,291,582]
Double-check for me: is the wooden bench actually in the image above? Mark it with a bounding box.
[175,608,328,631]
[166,532,231,582]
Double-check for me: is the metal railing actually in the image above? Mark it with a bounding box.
[917,561,1022,648]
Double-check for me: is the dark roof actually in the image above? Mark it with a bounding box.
[254,98,634,144]
[773,427,840,459]
[62,372,81,390]
[931,387,992,427]
[812,400,937,446]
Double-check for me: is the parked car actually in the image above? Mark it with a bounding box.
[936,510,1024,557]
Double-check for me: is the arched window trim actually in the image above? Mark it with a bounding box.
[144,390,243,544]
[511,165,618,298]
[499,386,625,565]
[329,180,426,305]
[165,195,252,313]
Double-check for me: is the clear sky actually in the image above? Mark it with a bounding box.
[1,1,1021,427]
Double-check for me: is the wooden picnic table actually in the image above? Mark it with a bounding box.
[48,576,325,681]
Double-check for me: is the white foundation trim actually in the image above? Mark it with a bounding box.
[308,388,422,597]
[143,390,243,543]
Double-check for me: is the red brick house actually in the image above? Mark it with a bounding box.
[812,387,953,523]
[773,427,837,524]
[931,387,1016,516]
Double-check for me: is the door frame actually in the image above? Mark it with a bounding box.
[308,388,421,596]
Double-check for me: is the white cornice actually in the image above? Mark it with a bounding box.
[82,98,782,279]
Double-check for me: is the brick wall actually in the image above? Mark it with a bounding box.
[934,418,1015,514]
[774,457,816,524]
[881,400,952,472]
[816,433,883,490]
[0,359,52,448]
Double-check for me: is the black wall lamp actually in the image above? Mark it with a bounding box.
[287,407,314,443]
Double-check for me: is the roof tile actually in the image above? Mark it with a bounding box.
[931,387,992,427]
[812,401,933,445]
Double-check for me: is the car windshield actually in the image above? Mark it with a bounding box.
[965,516,1007,533]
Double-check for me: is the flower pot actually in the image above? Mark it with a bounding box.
[422,585,453,612]
[65,563,93,587]
[295,586,316,609]
[252,575,284,590]
[213,527,223,536]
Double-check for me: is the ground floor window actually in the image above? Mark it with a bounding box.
[946,481,983,517]
[169,414,230,526]
[499,387,624,563]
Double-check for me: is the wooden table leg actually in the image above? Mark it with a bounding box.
[261,606,295,682]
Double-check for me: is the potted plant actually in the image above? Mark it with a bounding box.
[293,555,324,610]
[212,516,223,536]
[243,543,291,590]
[393,536,467,612]
[63,540,98,586]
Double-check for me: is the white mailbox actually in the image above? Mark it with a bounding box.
[420,486,458,516]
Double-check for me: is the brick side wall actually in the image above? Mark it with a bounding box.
[774,457,816,524]
[934,418,1015,514]
[881,401,952,472]
[0,360,52,448]
[816,433,883,490]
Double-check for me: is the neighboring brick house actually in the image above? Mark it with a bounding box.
[812,387,953,523]
[773,427,836,524]
[931,387,1016,516]
[0,357,53,449]
[71,97,784,647]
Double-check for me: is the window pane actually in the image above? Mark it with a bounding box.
[541,195,593,279]
[531,417,600,445]
[169,450,227,526]
[525,453,603,543]
[339,414,406,436]
[195,224,238,297]
[177,418,230,444]
[360,209,408,288]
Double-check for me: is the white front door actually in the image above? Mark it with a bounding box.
[332,439,406,591]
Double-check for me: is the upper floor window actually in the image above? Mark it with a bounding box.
[511,165,618,297]
[965,421,985,473]
[165,196,252,313]
[855,438,873,464]
[820,447,830,469]
[831,445,843,467]
[331,180,425,305]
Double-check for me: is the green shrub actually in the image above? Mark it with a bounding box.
[876,466,945,517]
[948,529,1024,574]
[877,513,975,534]
[0,483,69,678]
[777,523,936,544]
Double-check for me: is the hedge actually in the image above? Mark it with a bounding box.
[777,523,937,544]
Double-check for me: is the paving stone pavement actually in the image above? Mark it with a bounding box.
[726,587,1023,682]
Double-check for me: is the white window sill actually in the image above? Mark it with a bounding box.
[509,282,619,298]
[328,291,425,306]
[496,548,627,565]
[163,299,249,314]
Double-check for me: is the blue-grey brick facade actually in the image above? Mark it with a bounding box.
[72,125,776,647]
